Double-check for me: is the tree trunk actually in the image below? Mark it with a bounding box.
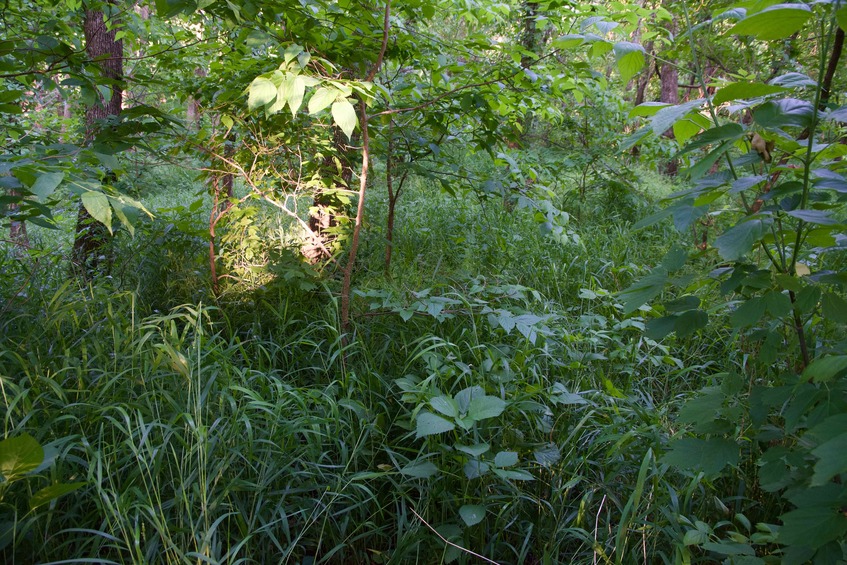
[659,20,679,177]
[72,4,123,276]
[519,0,541,139]
[304,126,357,263]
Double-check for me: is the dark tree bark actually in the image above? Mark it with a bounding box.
[72,3,123,276]
[303,126,357,263]
[659,19,679,177]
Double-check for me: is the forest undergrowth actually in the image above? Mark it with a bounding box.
[0,154,757,564]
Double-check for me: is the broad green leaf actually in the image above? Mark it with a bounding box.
[727,4,813,40]
[684,529,709,546]
[651,99,705,136]
[30,482,86,510]
[81,191,113,234]
[628,102,670,119]
[288,75,307,116]
[553,34,585,49]
[838,6,847,33]
[400,460,438,478]
[661,437,739,476]
[714,218,770,261]
[458,504,485,527]
[31,172,64,201]
[770,72,818,88]
[467,395,506,420]
[492,468,534,481]
[248,77,276,111]
[686,142,732,180]
[455,386,485,414]
[700,542,755,556]
[729,296,765,328]
[493,451,518,468]
[802,355,847,383]
[821,293,847,323]
[533,444,561,467]
[308,87,337,114]
[331,99,357,140]
[785,209,839,225]
[619,269,668,314]
[713,82,788,105]
[0,434,43,481]
[266,78,290,115]
[589,41,613,59]
[779,507,847,549]
[673,113,711,147]
[415,411,455,438]
[456,443,490,457]
[613,41,645,84]
[430,395,459,418]
[464,459,491,479]
[754,99,815,129]
[811,433,847,486]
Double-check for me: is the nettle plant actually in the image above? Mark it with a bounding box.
[625,2,847,562]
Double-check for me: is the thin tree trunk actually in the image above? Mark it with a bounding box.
[72,4,123,276]
[8,189,28,250]
[659,19,679,177]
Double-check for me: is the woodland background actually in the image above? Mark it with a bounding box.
[1,0,847,563]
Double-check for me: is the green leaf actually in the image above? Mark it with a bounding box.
[811,433,847,486]
[619,269,668,314]
[248,77,276,111]
[821,293,847,323]
[713,82,788,105]
[838,6,847,33]
[700,542,755,556]
[456,443,490,457]
[662,437,738,476]
[415,411,455,438]
[81,191,113,234]
[779,507,847,549]
[731,297,766,328]
[553,34,585,49]
[629,102,670,119]
[755,99,815,129]
[802,355,847,383]
[677,123,744,155]
[331,99,357,140]
[30,482,86,510]
[613,41,645,84]
[492,468,534,481]
[0,434,43,481]
[308,87,337,114]
[651,99,705,136]
[430,395,459,418]
[673,113,711,147]
[715,218,770,261]
[31,172,64,201]
[493,451,518,468]
[400,460,438,478]
[727,4,813,40]
[288,75,307,117]
[467,395,506,421]
[458,504,485,527]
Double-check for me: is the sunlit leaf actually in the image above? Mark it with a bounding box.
[331,99,357,140]
[248,77,276,111]
[0,434,43,481]
[713,82,788,105]
[81,191,113,234]
[727,4,813,40]
[613,42,645,84]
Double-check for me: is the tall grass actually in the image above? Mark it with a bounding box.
[0,150,741,564]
